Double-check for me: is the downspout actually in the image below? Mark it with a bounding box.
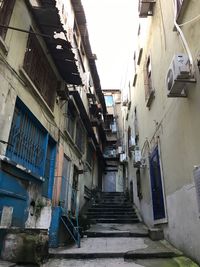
[173,0,195,75]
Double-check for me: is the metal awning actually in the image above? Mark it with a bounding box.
[27,2,82,85]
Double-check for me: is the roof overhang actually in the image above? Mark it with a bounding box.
[26,0,82,85]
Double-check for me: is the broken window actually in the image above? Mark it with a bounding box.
[23,31,57,109]
[0,0,15,39]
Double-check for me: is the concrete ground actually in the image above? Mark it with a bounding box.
[1,223,199,267]
[49,237,180,257]
[46,223,199,266]
[42,257,199,267]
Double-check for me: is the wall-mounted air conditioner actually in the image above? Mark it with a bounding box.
[118,146,123,154]
[120,153,127,163]
[166,54,196,97]
[138,0,156,18]
[129,136,136,151]
[133,147,141,168]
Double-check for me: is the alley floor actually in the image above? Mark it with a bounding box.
[42,223,199,267]
[0,224,199,267]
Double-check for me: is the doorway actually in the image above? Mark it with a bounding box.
[103,171,116,192]
[71,166,79,216]
[149,146,166,221]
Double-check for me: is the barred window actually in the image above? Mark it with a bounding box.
[75,120,85,153]
[0,0,15,39]
[87,143,94,167]
[6,98,56,198]
[67,100,77,138]
[23,32,57,109]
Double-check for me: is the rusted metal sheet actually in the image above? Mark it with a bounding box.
[28,1,82,85]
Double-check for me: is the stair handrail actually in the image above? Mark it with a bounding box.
[60,176,80,248]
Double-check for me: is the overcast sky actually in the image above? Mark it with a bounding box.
[82,0,137,90]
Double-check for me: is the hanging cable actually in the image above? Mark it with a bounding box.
[178,13,200,27]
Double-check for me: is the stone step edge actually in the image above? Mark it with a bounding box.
[84,231,148,238]
[49,251,179,260]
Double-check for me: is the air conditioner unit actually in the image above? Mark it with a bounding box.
[118,146,123,154]
[133,148,141,168]
[139,0,156,18]
[129,136,136,151]
[120,153,127,163]
[166,54,196,97]
[84,72,93,89]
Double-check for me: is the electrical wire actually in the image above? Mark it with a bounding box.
[178,13,200,27]
[0,52,26,86]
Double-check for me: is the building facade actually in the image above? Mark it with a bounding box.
[102,89,124,193]
[0,0,106,250]
[124,0,200,263]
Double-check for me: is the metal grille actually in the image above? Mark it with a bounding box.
[6,101,47,177]
[86,143,93,166]
[75,120,85,153]
[23,31,57,109]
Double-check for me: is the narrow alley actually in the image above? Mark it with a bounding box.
[1,0,200,266]
[42,192,195,267]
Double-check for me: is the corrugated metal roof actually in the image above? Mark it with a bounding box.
[27,1,82,85]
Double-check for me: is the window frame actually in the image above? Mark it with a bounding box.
[6,97,56,199]
[0,0,15,40]
[23,30,58,110]
[144,55,155,108]
[104,95,114,107]
[75,119,86,154]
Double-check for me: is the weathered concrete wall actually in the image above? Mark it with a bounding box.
[1,229,48,264]
[124,0,200,263]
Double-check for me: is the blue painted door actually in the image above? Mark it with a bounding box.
[149,146,165,220]
[0,171,28,227]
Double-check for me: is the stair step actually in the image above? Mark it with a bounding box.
[92,203,133,208]
[86,213,136,216]
[87,214,137,219]
[85,231,148,238]
[88,207,134,211]
[90,218,140,223]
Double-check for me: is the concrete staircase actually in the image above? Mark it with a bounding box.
[46,191,198,267]
[86,192,140,224]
